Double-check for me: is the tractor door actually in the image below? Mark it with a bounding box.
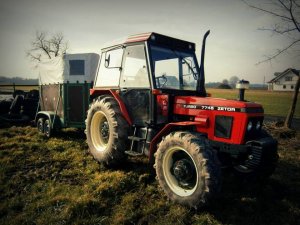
[119,44,152,126]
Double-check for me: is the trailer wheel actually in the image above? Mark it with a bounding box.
[37,118,44,134]
[155,131,221,208]
[44,119,52,138]
[85,96,129,166]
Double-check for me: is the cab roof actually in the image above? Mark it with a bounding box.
[101,32,196,51]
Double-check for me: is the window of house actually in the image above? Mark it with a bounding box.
[291,85,294,89]
[283,85,286,89]
[69,60,85,75]
[285,76,292,81]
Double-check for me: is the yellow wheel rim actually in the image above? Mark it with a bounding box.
[91,111,110,152]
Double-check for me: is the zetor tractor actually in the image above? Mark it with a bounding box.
[86,31,278,207]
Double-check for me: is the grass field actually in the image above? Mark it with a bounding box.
[0,85,38,94]
[207,88,300,118]
[0,125,299,225]
[0,85,298,118]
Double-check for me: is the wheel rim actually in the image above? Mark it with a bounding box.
[91,111,110,151]
[162,146,198,197]
[38,121,43,133]
[44,121,50,136]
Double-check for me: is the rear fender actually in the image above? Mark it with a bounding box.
[90,89,132,125]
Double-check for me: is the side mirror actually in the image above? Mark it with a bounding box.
[105,54,110,68]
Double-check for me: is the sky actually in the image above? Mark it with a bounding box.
[0,0,299,84]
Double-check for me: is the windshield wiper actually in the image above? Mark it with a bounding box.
[171,49,198,80]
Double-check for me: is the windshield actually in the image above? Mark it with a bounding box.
[150,45,199,90]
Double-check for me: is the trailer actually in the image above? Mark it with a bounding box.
[36,53,99,137]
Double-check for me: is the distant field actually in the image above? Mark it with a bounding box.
[0,85,298,118]
[207,88,300,118]
[0,85,38,94]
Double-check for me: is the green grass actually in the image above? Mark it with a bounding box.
[207,88,300,118]
[0,85,38,94]
[0,126,299,225]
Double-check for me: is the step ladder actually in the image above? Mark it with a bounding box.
[125,126,148,156]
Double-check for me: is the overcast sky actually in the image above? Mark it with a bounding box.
[0,0,298,83]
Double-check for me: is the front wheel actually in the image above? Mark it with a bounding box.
[155,131,221,208]
[233,129,278,180]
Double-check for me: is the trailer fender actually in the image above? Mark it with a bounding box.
[35,111,61,129]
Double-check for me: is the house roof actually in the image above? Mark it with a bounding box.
[267,68,299,83]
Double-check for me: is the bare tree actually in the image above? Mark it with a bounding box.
[222,79,229,85]
[285,74,300,127]
[243,0,300,128]
[243,0,300,63]
[229,76,239,88]
[26,31,69,62]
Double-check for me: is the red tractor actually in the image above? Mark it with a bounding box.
[85,31,278,207]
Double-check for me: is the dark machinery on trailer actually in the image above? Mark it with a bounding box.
[0,89,39,122]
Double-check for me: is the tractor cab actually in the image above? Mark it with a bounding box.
[93,32,203,127]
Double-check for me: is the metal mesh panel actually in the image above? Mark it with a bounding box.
[40,84,63,118]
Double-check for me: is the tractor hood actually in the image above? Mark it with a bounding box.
[174,96,264,113]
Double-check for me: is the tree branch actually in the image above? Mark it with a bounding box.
[289,0,300,32]
[243,0,292,21]
[26,30,69,64]
[256,38,300,64]
[258,26,298,34]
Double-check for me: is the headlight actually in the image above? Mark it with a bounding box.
[247,121,253,131]
[256,121,261,130]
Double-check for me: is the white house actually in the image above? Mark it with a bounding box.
[268,68,299,91]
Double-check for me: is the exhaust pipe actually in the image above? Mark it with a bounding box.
[236,80,250,101]
[197,30,210,96]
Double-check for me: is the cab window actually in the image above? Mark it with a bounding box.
[120,45,150,88]
[95,48,123,87]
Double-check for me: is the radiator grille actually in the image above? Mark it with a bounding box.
[215,116,233,139]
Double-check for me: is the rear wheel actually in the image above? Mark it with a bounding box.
[44,119,52,138]
[85,96,129,166]
[155,131,221,208]
[37,118,44,134]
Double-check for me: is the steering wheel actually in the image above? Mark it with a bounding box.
[155,75,168,88]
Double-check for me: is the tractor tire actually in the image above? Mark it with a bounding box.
[37,118,44,134]
[155,131,221,208]
[233,129,278,181]
[85,96,129,166]
[44,119,52,138]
